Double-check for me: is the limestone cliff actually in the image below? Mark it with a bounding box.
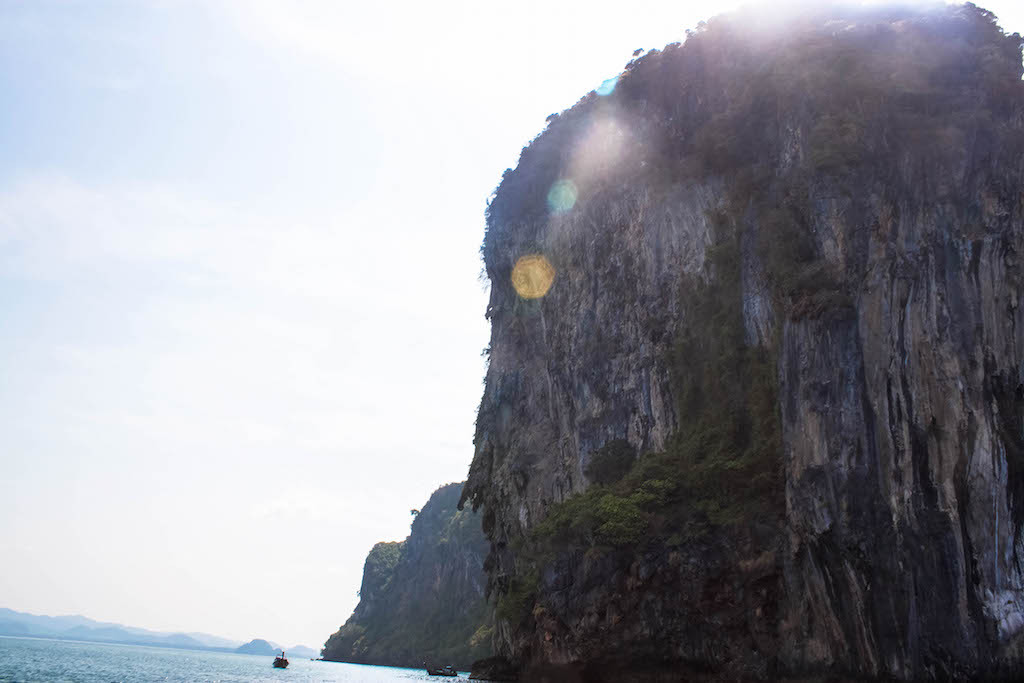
[461,3,1024,680]
[321,483,492,669]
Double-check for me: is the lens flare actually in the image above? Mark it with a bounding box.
[511,254,556,300]
[596,76,618,96]
[567,115,628,188]
[547,179,577,213]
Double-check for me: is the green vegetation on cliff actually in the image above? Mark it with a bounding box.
[321,483,493,669]
[499,227,784,624]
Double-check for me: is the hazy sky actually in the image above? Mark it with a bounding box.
[1,0,1021,650]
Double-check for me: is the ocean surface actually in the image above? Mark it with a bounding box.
[0,637,467,683]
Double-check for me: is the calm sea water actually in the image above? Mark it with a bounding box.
[0,637,467,683]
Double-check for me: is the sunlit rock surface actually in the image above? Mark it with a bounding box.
[461,3,1024,680]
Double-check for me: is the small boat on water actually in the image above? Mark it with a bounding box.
[273,651,289,669]
[426,664,457,676]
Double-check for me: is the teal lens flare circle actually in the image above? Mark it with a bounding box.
[547,179,578,213]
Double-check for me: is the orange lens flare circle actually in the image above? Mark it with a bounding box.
[511,254,556,300]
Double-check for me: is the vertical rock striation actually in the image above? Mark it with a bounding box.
[461,3,1024,680]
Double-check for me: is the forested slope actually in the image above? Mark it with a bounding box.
[321,483,492,669]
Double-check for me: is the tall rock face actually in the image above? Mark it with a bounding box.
[461,3,1024,680]
[321,483,493,669]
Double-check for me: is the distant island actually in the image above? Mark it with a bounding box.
[236,638,279,656]
[0,608,314,658]
[285,644,317,658]
[235,638,316,658]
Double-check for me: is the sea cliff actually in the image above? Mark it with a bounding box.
[461,3,1024,680]
[321,483,492,669]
